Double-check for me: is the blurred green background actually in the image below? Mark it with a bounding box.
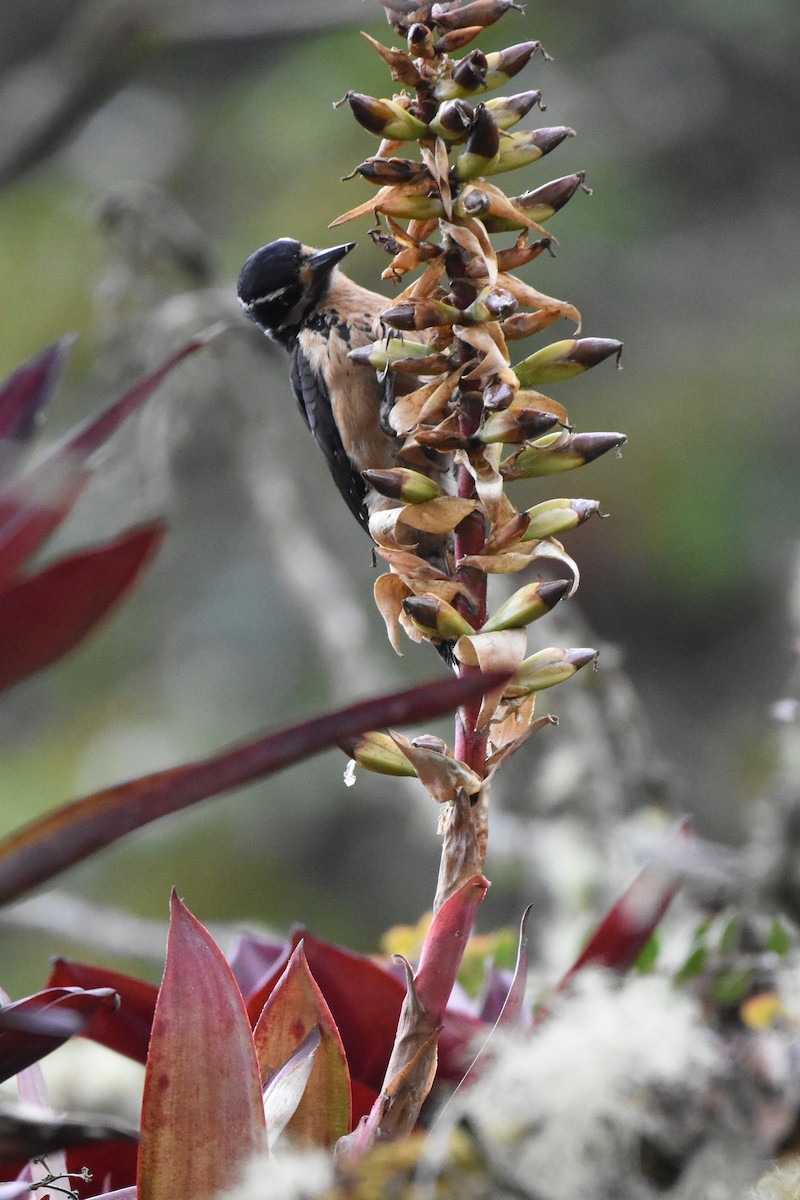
[0,0,797,991]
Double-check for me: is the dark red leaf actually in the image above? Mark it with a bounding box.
[0,987,118,1083]
[0,332,210,585]
[0,338,72,449]
[66,1139,139,1198]
[0,522,166,694]
[0,670,509,905]
[46,960,157,1064]
[0,1109,134,1167]
[228,933,288,998]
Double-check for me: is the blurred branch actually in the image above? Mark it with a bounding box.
[0,0,372,191]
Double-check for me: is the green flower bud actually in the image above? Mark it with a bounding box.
[362,467,442,503]
[484,126,575,176]
[402,594,475,640]
[381,297,462,330]
[347,92,429,141]
[513,646,598,693]
[349,338,443,371]
[513,338,623,386]
[340,731,417,777]
[485,90,544,130]
[481,579,569,633]
[502,432,627,480]
[483,172,587,232]
[429,99,475,143]
[452,104,501,180]
[519,497,602,541]
[478,407,559,444]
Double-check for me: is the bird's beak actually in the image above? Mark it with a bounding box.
[308,242,357,276]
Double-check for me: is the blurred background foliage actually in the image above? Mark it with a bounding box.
[0,0,797,991]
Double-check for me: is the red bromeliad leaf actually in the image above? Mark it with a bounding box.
[137,893,265,1200]
[414,875,490,1022]
[0,332,210,586]
[0,670,508,906]
[0,988,119,1083]
[253,942,350,1147]
[0,338,72,451]
[66,1139,139,1198]
[0,522,166,694]
[561,823,691,981]
[247,931,406,1097]
[46,960,157,1064]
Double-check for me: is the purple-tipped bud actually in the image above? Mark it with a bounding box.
[347,93,428,141]
[363,467,442,503]
[486,91,545,130]
[402,594,474,640]
[350,337,443,371]
[502,431,627,480]
[429,99,475,142]
[513,646,598,693]
[432,0,523,33]
[513,338,623,387]
[356,158,432,186]
[341,731,418,777]
[520,497,602,541]
[485,126,575,176]
[381,297,461,330]
[481,579,570,634]
[479,407,560,444]
[483,379,516,410]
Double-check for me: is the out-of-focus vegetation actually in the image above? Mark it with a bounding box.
[0,0,797,989]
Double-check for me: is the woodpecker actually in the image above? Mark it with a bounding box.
[237,237,403,532]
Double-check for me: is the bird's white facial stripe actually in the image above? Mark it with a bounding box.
[241,286,289,310]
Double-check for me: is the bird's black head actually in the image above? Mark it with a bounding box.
[237,238,356,346]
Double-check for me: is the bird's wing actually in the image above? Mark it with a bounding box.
[290,341,370,531]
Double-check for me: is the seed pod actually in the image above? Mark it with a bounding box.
[481,579,569,633]
[340,730,417,777]
[520,498,601,541]
[360,32,423,86]
[402,594,475,640]
[485,126,575,176]
[431,0,523,32]
[363,467,443,503]
[502,431,627,480]
[512,646,598,693]
[429,99,475,142]
[347,92,429,141]
[486,90,544,130]
[478,407,559,444]
[452,103,501,180]
[514,338,623,386]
